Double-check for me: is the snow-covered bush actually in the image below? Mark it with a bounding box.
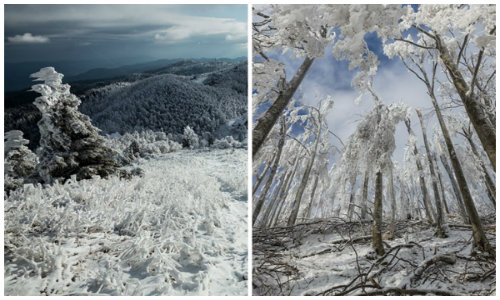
[4,130,38,193]
[30,67,120,183]
[106,130,182,160]
[212,136,242,149]
[182,125,199,149]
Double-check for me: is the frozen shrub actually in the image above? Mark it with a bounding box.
[4,130,38,193]
[212,136,242,149]
[200,138,209,148]
[201,131,214,145]
[30,67,120,183]
[124,140,141,161]
[182,125,199,149]
[118,167,145,180]
[106,130,182,160]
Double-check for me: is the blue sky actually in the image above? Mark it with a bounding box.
[4,4,247,64]
[259,31,443,164]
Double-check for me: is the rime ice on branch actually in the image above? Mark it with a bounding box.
[30,67,120,183]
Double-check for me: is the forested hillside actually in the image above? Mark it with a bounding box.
[4,60,247,149]
[80,63,247,138]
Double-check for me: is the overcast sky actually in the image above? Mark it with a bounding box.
[4,4,247,64]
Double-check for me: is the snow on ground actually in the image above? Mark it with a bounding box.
[253,217,496,296]
[5,148,248,296]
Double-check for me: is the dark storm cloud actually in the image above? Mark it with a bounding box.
[4,4,247,62]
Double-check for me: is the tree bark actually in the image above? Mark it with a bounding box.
[360,170,370,220]
[287,112,322,226]
[270,157,299,227]
[270,150,304,227]
[429,93,493,255]
[253,56,315,156]
[434,154,450,214]
[347,174,358,221]
[463,128,496,207]
[253,155,274,195]
[416,109,446,237]
[259,171,287,227]
[437,143,468,223]
[253,118,286,225]
[389,167,396,239]
[435,35,496,171]
[372,171,385,256]
[305,173,320,219]
[287,148,319,226]
[287,142,319,226]
[404,119,435,225]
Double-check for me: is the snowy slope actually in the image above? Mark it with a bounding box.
[253,218,496,296]
[5,148,248,296]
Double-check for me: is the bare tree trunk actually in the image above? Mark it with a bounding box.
[253,155,274,195]
[259,171,287,227]
[463,128,496,207]
[434,154,450,215]
[271,167,296,227]
[305,174,320,219]
[404,119,435,225]
[287,112,322,226]
[347,174,358,221]
[389,167,396,239]
[270,151,302,227]
[428,93,493,255]
[287,144,318,226]
[435,35,496,170]
[437,142,468,222]
[253,56,315,156]
[372,171,385,256]
[416,109,446,238]
[361,170,370,220]
[253,118,286,225]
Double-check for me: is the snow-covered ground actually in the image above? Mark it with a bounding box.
[253,217,496,296]
[5,148,248,296]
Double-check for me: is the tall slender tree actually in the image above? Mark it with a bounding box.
[416,109,446,237]
[253,117,287,225]
[398,54,493,255]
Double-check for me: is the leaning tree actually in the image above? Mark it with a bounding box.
[31,67,121,183]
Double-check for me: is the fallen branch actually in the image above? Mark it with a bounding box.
[331,235,372,245]
[360,287,460,296]
[399,253,456,288]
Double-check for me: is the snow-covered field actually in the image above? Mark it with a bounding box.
[5,148,248,296]
[253,217,496,296]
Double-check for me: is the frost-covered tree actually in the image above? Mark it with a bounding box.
[253,117,286,225]
[391,47,494,255]
[252,4,404,156]
[334,86,409,255]
[30,67,120,183]
[4,130,38,193]
[416,109,446,237]
[384,4,496,170]
[287,99,333,226]
[182,125,199,149]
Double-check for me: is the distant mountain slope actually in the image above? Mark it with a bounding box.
[66,59,180,82]
[5,58,153,91]
[79,62,247,137]
[203,62,247,94]
[5,60,247,149]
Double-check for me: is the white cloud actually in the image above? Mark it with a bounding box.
[154,17,246,44]
[7,33,50,44]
